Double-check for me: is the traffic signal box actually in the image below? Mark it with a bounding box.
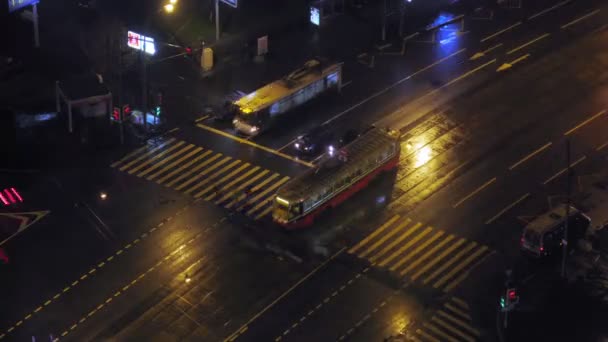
[500,288,519,312]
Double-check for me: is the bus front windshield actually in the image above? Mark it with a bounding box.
[235,109,259,125]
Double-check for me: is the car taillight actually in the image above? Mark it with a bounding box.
[539,246,544,252]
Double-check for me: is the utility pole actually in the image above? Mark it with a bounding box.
[561,139,571,278]
[141,48,148,132]
[118,35,125,145]
[381,0,387,41]
[32,2,40,47]
[215,0,220,41]
[398,1,405,37]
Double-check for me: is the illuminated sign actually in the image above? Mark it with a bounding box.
[310,6,320,26]
[8,0,38,12]
[220,0,237,8]
[127,31,156,55]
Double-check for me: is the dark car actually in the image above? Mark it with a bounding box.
[294,125,336,155]
[213,90,246,121]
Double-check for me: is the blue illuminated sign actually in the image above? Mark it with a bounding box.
[310,6,320,26]
[8,0,38,12]
[220,0,237,8]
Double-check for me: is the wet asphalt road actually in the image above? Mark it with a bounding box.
[1,0,608,341]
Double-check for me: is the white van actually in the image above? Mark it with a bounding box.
[520,204,591,258]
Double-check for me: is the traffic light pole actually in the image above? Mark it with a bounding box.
[32,2,40,48]
[561,139,571,278]
[141,49,148,132]
[215,0,220,41]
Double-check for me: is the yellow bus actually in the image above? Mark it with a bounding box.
[232,59,342,136]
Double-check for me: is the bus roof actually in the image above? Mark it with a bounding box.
[524,204,580,234]
[234,59,340,114]
[277,127,399,201]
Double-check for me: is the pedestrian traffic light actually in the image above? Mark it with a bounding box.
[185,46,193,56]
[122,104,131,119]
[508,288,517,301]
[500,295,506,308]
[112,107,120,121]
[154,105,162,116]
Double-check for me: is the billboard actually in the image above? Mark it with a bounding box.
[220,0,237,8]
[127,31,156,55]
[8,0,38,13]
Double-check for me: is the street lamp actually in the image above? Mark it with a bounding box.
[170,0,177,3]
[164,3,174,13]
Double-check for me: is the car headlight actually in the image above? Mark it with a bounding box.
[294,143,300,149]
[250,126,259,132]
[232,119,239,125]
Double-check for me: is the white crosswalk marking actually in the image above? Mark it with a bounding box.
[410,297,480,342]
[119,138,176,171]
[347,216,492,293]
[147,147,203,181]
[110,138,292,221]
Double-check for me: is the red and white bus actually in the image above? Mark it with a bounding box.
[272,127,401,229]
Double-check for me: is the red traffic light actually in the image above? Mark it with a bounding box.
[122,104,131,117]
[185,47,193,55]
[112,107,120,121]
[508,289,517,300]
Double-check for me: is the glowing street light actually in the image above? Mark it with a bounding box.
[170,0,178,3]
[164,3,174,13]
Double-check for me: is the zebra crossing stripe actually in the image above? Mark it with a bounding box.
[185,159,241,194]
[111,145,148,168]
[370,221,420,263]
[147,147,203,181]
[245,176,290,215]
[119,138,176,171]
[128,141,186,174]
[411,238,466,281]
[159,150,215,185]
[400,235,454,277]
[174,155,230,190]
[348,215,400,255]
[423,322,459,342]
[416,329,440,342]
[360,218,412,259]
[205,166,260,201]
[227,173,279,209]
[254,205,274,220]
[138,144,195,178]
[434,246,488,289]
[380,226,431,268]
[437,310,480,337]
[218,170,270,206]
[423,241,476,285]
[431,316,475,342]
[444,303,471,321]
[194,162,250,198]
[389,230,443,272]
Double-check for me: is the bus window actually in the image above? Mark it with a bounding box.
[326,72,339,87]
[523,229,541,247]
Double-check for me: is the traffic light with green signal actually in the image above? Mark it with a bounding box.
[154,106,162,116]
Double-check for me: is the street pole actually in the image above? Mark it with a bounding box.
[141,47,148,132]
[118,39,124,145]
[32,2,40,48]
[381,0,387,41]
[561,139,571,278]
[398,2,405,37]
[215,0,220,41]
